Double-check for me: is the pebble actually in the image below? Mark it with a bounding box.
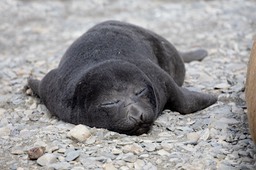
[103,163,117,170]
[134,159,145,169]
[123,143,144,154]
[49,162,71,170]
[157,149,170,156]
[122,153,138,163]
[0,126,10,137]
[142,142,156,152]
[27,147,46,160]
[11,147,24,155]
[65,150,80,162]
[112,148,122,155]
[199,128,210,141]
[36,153,57,166]
[67,124,91,142]
[161,142,174,151]
[214,83,231,89]
[0,108,6,117]
[186,132,200,143]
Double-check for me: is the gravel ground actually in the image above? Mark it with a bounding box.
[1,0,256,169]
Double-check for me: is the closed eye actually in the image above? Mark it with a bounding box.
[135,88,147,96]
[100,100,120,107]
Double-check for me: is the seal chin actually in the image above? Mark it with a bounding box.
[122,123,152,136]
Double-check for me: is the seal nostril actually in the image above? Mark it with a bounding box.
[140,113,144,121]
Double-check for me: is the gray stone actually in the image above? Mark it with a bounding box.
[142,143,156,152]
[65,150,80,161]
[0,126,10,137]
[49,162,71,170]
[36,153,57,166]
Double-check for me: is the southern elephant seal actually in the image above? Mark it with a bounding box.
[28,20,217,135]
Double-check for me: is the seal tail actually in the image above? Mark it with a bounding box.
[27,77,41,97]
[179,49,208,63]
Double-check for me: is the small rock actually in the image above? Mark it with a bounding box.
[61,155,69,161]
[67,124,91,142]
[17,168,24,170]
[122,153,138,163]
[155,159,162,165]
[57,148,66,154]
[139,154,149,158]
[103,163,117,170]
[219,117,239,124]
[0,108,6,117]
[112,148,122,155]
[0,126,10,137]
[86,136,96,145]
[49,162,71,170]
[34,141,47,147]
[143,162,157,170]
[46,145,59,153]
[134,159,145,170]
[199,128,210,141]
[218,162,234,170]
[214,83,230,89]
[120,166,130,170]
[71,167,85,170]
[11,147,24,155]
[187,132,200,142]
[37,153,57,166]
[157,149,170,156]
[161,143,174,151]
[28,111,43,121]
[66,150,80,162]
[142,143,156,152]
[28,147,46,160]
[123,143,144,154]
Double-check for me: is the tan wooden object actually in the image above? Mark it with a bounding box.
[245,41,256,143]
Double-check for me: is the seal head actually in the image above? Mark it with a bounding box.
[66,61,158,135]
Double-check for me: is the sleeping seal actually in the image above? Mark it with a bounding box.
[28,20,217,135]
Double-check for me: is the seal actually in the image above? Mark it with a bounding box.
[28,20,217,135]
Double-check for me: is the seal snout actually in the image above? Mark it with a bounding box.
[128,105,145,123]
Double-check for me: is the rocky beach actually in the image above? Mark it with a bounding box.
[0,0,256,169]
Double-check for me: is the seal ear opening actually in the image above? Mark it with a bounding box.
[27,77,41,97]
[169,87,217,114]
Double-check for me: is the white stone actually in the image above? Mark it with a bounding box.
[103,163,117,170]
[134,159,145,170]
[157,149,170,156]
[187,132,200,142]
[123,143,144,154]
[67,124,91,142]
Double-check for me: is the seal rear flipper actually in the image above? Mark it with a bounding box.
[180,49,208,63]
[27,77,41,97]
[168,87,217,114]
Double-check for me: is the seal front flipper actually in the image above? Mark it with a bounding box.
[27,77,41,97]
[180,49,208,63]
[167,87,217,114]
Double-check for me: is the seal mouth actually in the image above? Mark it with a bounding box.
[122,122,152,136]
